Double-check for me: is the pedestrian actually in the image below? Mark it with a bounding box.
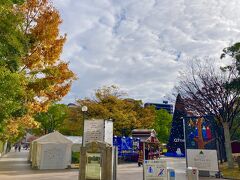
[14,144,18,152]
[18,144,21,152]
[138,150,143,167]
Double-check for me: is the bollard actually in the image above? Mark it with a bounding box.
[113,146,118,180]
[167,167,175,180]
[237,156,240,169]
[187,167,199,180]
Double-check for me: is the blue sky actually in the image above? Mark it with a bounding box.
[52,0,240,104]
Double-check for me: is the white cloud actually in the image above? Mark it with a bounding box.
[52,0,240,104]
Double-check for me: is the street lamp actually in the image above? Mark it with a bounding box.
[181,116,188,167]
[81,106,88,147]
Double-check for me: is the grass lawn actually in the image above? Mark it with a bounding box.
[220,163,240,179]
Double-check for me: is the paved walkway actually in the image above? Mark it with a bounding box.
[0,149,78,180]
[0,149,225,180]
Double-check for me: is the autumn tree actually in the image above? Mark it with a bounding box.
[75,86,155,136]
[0,0,75,139]
[0,0,30,141]
[176,59,240,168]
[20,0,75,114]
[132,100,156,131]
[59,105,83,136]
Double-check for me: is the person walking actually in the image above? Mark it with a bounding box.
[14,144,18,152]
[138,150,143,167]
[18,144,21,152]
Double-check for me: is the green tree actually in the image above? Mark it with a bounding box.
[0,67,25,123]
[231,114,240,140]
[154,109,172,143]
[0,0,27,123]
[0,1,35,141]
[0,0,27,72]
[221,42,240,91]
[34,104,68,134]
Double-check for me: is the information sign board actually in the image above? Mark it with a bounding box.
[144,160,167,180]
[85,153,101,179]
[83,119,113,146]
[187,149,219,172]
[84,119,104,145]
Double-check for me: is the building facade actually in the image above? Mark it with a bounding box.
[144,101,173,114]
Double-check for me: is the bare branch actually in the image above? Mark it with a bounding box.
[176,58,240,129]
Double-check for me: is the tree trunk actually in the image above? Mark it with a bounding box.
[223,122,234,169]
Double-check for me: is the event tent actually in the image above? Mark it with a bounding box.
[65,136,82,152]
[30,131,72,169]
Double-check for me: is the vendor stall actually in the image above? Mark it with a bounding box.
[132,129,161,166]
[30,131,72,169]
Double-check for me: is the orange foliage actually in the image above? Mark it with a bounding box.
[2,115,39,140]
[20,0,75,113]
[0,0,75,140]
[75,86,156,136]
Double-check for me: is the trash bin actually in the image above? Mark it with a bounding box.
[167,167,175,180]
[187,167,199,180]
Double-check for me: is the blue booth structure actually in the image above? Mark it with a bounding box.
[113,136,140,161]
[113,129,161,162]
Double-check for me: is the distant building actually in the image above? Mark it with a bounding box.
[67,103,77,108]
[144,101,173,114]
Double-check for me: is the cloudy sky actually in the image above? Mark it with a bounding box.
[52,0,240,104]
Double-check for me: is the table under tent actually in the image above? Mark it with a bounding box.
[29,131,73,170]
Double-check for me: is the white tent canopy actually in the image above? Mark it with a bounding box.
[65,136,82,152]
[29,131,72,170]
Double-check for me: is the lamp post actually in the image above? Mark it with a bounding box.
[181,117,188,167]
[81,106,88,147]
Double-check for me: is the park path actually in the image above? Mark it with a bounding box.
[0,149,225,180]
[0,149,78,180]
[0,149,140,180]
